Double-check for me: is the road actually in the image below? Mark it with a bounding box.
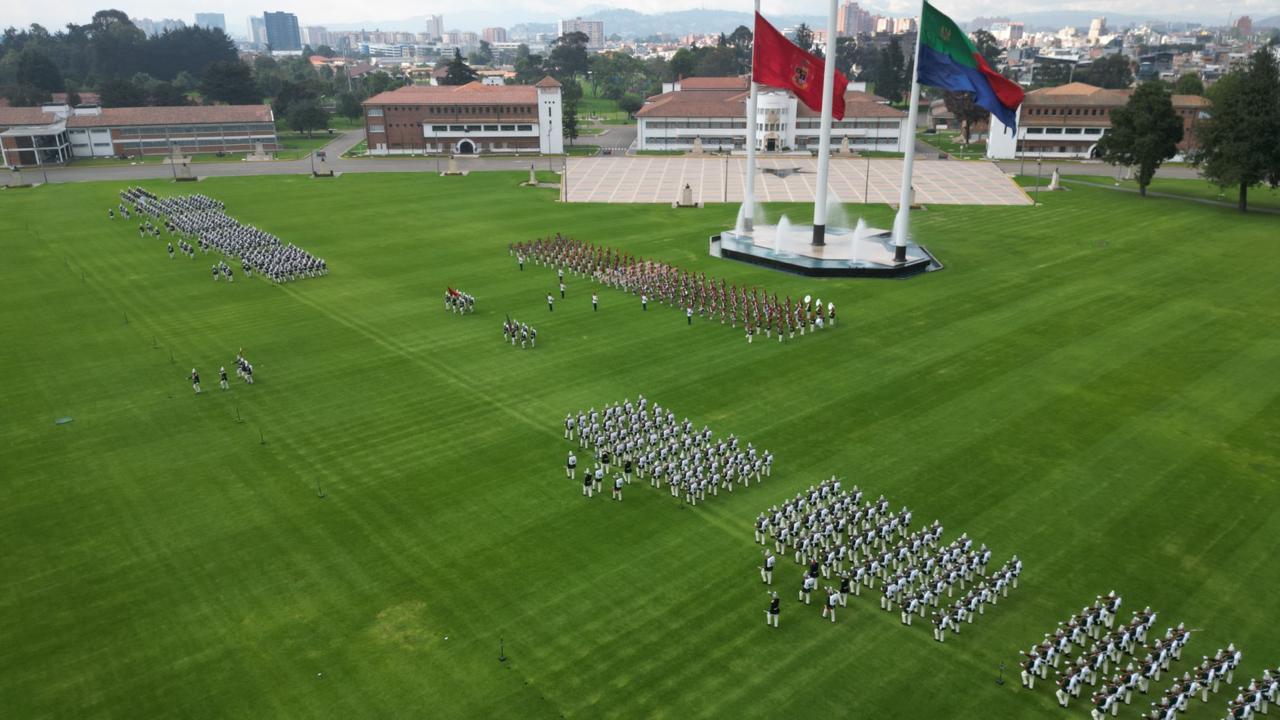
[18,124,1202,185]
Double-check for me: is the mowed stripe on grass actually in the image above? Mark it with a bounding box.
[1,172,1278,719]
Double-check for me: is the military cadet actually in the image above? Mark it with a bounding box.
[559,281,566,299]
[547,294,554,312]
[686,306,693,325]
[641,293,648,311]
[1021,652,1040,688]
[564,414,575,440]
[760,549,776,585]
[822,588,838,623]
[933,611,952,643]
[799,573,816,605]
[517,253,525,271]
[190,368,201,394]
[582,471,593,498]
[219,366,229,391]
[612,475,624,501]
[622,457,632,484]
[593,465,604,494]
[839,572,851,607]
[591,292,599,311]
[766,592,780,628]
[566,451,577,479]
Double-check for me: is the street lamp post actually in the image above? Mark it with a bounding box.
[1034,155,1043,206]
[863,152,871,204]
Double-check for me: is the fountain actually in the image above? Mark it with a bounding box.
[773,215,791,256]
[851,218,868,266]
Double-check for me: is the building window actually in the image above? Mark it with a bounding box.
[369,125,385,133]
[517,125,532,131]
[368,108,384,117]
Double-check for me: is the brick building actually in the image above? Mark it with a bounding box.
[987,82,1209,160]
[1,104,277,168]
[362,77,563,155]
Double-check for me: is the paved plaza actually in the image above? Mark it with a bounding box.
[563,156,1033,206]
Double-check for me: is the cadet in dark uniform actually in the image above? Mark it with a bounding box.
[190,368,201,394]
[622,457,632,484]
[219,366,229,391]
[582,471,593,498]
[766,592,780,628]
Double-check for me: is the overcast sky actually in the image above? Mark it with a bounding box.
[8,0,1277,36]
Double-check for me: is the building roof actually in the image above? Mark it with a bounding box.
[636,87,904,120]
[364,82,539,106]
[678,76,748,90]
[64,105,274,128]
[1172,94,1210,108]
[0,107,58,127]
[534,76,562,88]
[1023,83,1131,107]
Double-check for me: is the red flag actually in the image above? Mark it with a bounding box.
[753,12,847,120]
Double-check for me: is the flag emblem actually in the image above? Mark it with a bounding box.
[792,61,811,89]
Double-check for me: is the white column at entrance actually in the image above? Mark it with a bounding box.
[810,0,839,246]
[743,0,761,231]
[890,1,925,263]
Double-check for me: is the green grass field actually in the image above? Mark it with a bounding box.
[2,172,1279,719]
[1063,175,1280,212]
[918,129,988,159]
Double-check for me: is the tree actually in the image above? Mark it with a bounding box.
[563,98,580,145]
[726,25,753,74]
[970,29,1001,67]
[1080,54,1133,89]
[1173,72,1204,96]
[1192,48,1280,211]
[272,79,320,117]
[199,60,260,104]
[874,37,907,101]
[693,46,738,77]
[441,49,478,86]
[669,47,697,80]
[173,70,198,92]
[618,94,643,115]
[99,77,147,106]
[16,48,63,92]
[286,99,328,137]
[548,31,590,79]
[0,83,51,106]
[793,23,814,52]
[335,92,362,118]
[514,51,546,84]
[834,37,859,77]
[148,81,190,106]
[942,91,989,144]
[469,40,493,67]
[1095,82,1183,196]
[315,44,336,58]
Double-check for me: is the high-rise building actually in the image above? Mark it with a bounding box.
[836,2,872,37]
[194,13,226,33]
[1087,17,1107,43]
[135,18,186,36]
[302,26,328,46]
[1234,16,1253,36]
[248,17,267,46]
[263,11,302,51]
[558,17,605,48]
[425,15,444,41]
[482,27,508,44]
[893,17,917,34]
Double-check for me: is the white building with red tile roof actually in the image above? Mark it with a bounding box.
[635,76,910,153]
[1,103,276,168]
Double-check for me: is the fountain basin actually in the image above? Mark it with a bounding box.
[713,224,941,278]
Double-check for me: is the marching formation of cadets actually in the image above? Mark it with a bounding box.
[1019,594,1251,719]
[189,350,255,394]
[503,318,537,348]
[563,395,772,504]
[1226,667,1278,719]
[753,477,1021,632]
[444,288,475,314]
[114,187,327,284]
[510,235,835,342]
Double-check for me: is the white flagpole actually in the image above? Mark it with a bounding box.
[810,0,839,246]
[891,2,925,263]
[743,0,761,231]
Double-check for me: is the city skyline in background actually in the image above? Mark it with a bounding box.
[6,0,1279,40]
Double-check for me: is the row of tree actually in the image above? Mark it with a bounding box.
[0,11,238,105]
[1098,47,1280,211]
